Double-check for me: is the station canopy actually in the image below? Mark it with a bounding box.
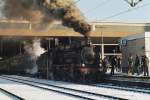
[0,20,150,37]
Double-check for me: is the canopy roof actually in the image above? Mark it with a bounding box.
[0,20,150,37]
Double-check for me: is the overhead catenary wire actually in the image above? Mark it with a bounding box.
[84,0,112,15]
[75,0,81,4]
[99,1,150,21]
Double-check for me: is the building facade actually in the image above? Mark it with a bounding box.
[121,32,150,73]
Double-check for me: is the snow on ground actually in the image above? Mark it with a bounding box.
[0,77,80,100]
[9,75,150,100]
[0,90,16,100]
[1,76,109,100]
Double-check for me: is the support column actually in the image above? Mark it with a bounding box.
[101,44,104,59]
[100,26,104,59]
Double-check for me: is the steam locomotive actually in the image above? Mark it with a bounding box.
[38,37,105,82]
[0,37,105,82]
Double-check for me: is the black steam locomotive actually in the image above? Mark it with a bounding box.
[0,37,105,82]
[41,38,106,82]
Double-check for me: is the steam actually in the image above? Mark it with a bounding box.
[24,39,46,74]
[3,0,91,36]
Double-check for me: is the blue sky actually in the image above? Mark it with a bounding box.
[75,0,150,22]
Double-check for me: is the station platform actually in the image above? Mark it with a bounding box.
[104,72,150,88]
[109,72,150,78]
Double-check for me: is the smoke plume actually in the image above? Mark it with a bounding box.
[3,0,91,36]
[24,38,46,74]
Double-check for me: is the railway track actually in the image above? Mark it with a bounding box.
[0,75,127,100]
[2,76,150,99]
[94,83,150,94]
[0,88,25,100]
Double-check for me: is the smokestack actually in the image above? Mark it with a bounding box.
[3,0,91,37]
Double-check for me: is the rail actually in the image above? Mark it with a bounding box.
[0,88,25,100]
[0,75,127,100]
